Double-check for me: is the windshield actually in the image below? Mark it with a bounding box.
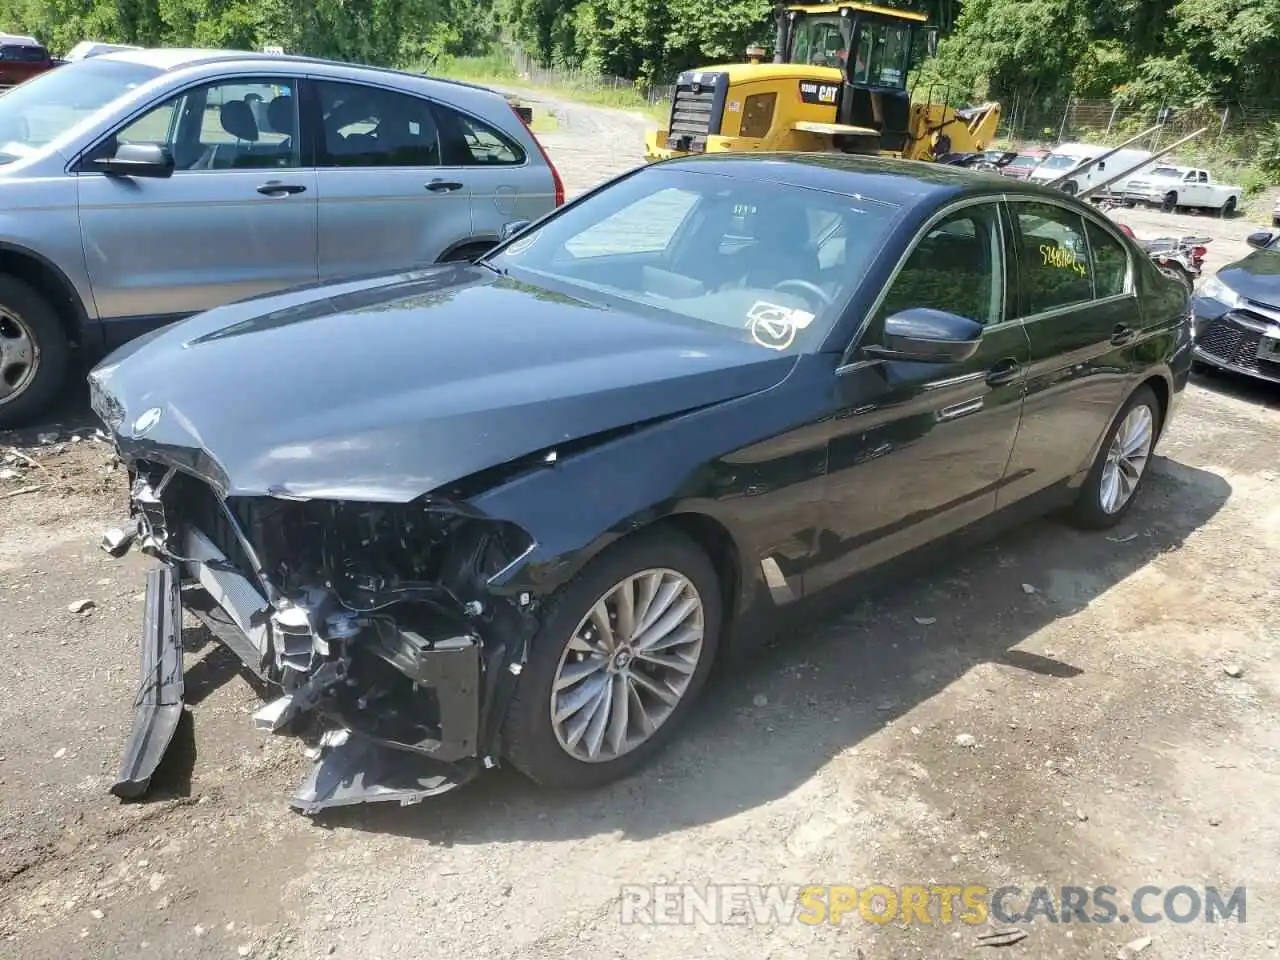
[1148,167,1181,178]
[489,167,901,353]
[0,58,161,163]
[1040,154,1083,171]
[1009,155,1040,168]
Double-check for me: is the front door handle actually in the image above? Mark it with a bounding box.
[1110,323,1137,346]
[257,182,306,196]
[426,179,464,193]
[985,357,1022,387]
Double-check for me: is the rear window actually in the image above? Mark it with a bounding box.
[0,44,48,62]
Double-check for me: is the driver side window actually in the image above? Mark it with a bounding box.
[103,78,300,171]
[875,203,1004,330]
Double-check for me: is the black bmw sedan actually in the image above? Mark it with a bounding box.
[88,154,1193,813]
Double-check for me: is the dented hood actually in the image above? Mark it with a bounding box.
[89,265,796,502]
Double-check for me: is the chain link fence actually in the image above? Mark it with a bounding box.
[995,95,1278,165]
[507,46,675,106]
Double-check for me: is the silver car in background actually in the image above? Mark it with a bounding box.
[0,49,563,425]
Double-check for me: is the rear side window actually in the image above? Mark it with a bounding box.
[315,81,441,168]
[1014,202,1093,314]
[432,102,525,166]
[1085,219,1128,298]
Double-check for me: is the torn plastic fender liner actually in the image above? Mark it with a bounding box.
[110,565,184,800]
[290,732,476,814]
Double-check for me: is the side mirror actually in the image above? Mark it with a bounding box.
[863,307,984,363]
[500,219,531,242]
[1246,231,1275,251]
[97,143,175,179]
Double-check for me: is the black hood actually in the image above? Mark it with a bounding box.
[1216,249,1280,308]
[89,266,796,502]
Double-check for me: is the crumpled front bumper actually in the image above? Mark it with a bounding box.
[110,566,184,800]
[108,469,504,814]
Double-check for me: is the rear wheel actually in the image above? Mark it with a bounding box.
[0,276,70,428]
[1067,385,1161,530]
[503,527,722,789]
[1161,191,1178,213]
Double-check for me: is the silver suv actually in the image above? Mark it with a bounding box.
[0,49,563,425]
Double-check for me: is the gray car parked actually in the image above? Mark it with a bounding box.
[0,48,564,425]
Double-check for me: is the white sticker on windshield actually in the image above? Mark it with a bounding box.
[746,301,816,351]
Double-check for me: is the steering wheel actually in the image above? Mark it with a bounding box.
[773,279,833,308]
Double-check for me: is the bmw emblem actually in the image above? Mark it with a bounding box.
[131,407,163,437]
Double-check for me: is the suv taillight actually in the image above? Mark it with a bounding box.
[511,104,564,207]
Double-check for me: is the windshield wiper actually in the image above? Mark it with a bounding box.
[476,257,507,277]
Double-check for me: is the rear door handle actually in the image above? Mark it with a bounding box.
[1110,324,1137,346]
[257,182,306,196]
[426,179,464,193]
[985,357,1022,387]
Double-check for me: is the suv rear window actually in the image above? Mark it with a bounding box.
[0,44,48,62]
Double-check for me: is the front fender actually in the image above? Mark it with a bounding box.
[466,356,834,606]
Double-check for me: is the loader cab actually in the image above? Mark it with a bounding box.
[780,4,928,152]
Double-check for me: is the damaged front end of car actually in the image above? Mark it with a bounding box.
[110,458,541,814]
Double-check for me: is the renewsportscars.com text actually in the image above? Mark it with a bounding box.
[618,884,1246,926]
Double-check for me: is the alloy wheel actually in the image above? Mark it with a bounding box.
[550,568,705,763]
[1100,404,1155,514]
[0,308,38,404]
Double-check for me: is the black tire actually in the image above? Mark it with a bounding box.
[1067,384,1162,531]
[438,241,495,263]
[1161,191,1178,213]
[1220,196,1237,218]
[502,527,723,789]
[0,275,70,428]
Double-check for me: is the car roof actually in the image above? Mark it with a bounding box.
[96,47,490,92]
[658,153,1015,208]
[0,33,42,46]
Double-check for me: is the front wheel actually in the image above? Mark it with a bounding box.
[502,527,722,789]
[1220,196,1237,218]
[1067,385,1162,530]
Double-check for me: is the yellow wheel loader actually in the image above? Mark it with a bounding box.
[644,3,1001,163]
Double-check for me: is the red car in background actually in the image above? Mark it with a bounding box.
[1000,150,1048,181]
[0,34,63,88]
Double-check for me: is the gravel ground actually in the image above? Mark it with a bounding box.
[2,97,1279,960]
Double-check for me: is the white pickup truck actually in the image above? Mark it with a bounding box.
[1122,165,1243,216]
